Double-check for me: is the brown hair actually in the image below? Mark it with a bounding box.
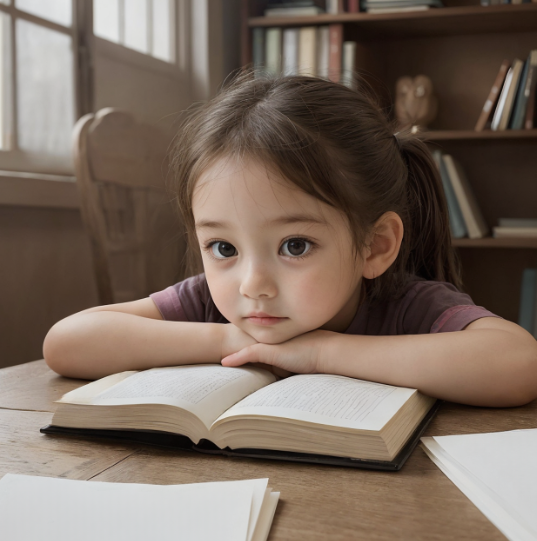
[170,71,462,304]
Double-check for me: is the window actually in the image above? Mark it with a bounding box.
[0,0,84,174]
[94,0,175,63]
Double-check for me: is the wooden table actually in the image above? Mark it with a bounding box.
[2,360,536,540]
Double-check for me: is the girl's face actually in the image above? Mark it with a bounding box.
[193,156,364,345]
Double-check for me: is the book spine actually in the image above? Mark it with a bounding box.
[509,56,531,130]
[524,65,537,129]
[442,155,488,239]
[283,28,299,76]
[253,28,265,73]
[341,42,357,89]
[326,0,344,13]
[432,150,467,239]
[491,67,513,131]
[265,27,282,78]
[498,59,523,130]
[518,269,537,333]
[317,26,330,79]
[328,24,343,83]
[475,60,510,131]
[298,27,317,77]
[348,0,360,11]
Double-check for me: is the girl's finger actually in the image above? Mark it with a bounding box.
[221,345,259,367]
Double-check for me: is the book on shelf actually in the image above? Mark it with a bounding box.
[251,24,353,83]
[525,59,537,129]
[360,0,443,12]
[492,226,537,238]
[326,0,345,13]
[493,218,537,238]
[282,28,299,75]
[328,23,343,82]
[432,150,467,239]
[498,218,537,228]
[348,0,360,11]
[421,429,537,541]
[265,6,324,16]
[341,41,357,89]
[0,474,279,541]
[41,364,438,471]
[253,28,265,73]
[317,26,330,78]
[441,155,489,239]
[298,26,317,76]
[265,27,282,77]
[475,59,510,131]
[481,53,537,131]
[492,58,524,131]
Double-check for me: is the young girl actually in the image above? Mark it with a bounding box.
[44,73,537,407]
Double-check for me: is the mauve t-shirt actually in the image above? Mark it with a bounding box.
[149,273,499,335]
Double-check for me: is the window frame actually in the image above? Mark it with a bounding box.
[0,0,191,208]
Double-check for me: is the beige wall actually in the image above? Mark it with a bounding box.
[0,206,98,368]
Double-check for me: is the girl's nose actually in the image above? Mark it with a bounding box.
[239,261,278,300]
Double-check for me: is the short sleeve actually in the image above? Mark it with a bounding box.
[149,273,227,323]
[401,280,501,334]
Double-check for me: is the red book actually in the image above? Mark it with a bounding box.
[328,24,343,83]
[348,0,360,12]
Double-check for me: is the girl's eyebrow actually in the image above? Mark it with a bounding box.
[195,214,327,230]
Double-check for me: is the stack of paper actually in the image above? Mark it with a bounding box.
[422,430,537,541]
[0,474,279,541]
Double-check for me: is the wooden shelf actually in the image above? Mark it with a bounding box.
[453,237,537,249]
[248,4,537,39]
[421,129,537,141]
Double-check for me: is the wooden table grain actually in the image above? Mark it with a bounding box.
[2,360,536,540]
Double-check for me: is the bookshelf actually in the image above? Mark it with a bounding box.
[241,1,537,323]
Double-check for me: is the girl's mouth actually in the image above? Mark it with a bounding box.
[245,313,288,326]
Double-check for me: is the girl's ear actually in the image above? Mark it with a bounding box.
[362,212,404,280]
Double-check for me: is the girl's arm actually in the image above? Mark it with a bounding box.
[44,299,256,380]
[222,317,537,407]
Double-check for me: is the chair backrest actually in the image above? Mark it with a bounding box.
[73,108,186,305]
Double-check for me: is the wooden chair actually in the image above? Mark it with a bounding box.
[73,108,187,305]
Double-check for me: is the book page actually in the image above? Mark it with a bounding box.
[216,374,416,431]
[64,365,276,430]
[0,474,274,541]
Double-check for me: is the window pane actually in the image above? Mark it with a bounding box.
[0,12,11,150]
[152,0,172,62]
[94,0,120,43]
[16,0,72,27]
[124,0,148,54]
[16,19,74,156]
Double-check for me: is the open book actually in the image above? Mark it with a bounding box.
[42,365,438,470]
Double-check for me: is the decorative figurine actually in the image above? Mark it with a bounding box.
[395,75,438,132]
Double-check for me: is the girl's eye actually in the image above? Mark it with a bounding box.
[280,238,312,257]
[210,241,237,259]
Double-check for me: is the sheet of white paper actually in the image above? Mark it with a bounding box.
[422,429,537,541]
[0,474,271,541]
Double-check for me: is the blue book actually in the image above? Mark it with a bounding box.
[432,150,467,239]
[252,28,265,73]
[518,269,537,333]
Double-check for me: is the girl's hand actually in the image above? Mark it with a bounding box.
[221,329,333,376]
[220,323,259,358]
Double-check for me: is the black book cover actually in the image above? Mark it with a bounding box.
[40,401,440,471]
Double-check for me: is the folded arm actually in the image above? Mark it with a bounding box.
[43,298,256,380]
[222,317,537,407]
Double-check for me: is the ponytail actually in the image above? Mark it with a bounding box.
[393,132,462,291]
